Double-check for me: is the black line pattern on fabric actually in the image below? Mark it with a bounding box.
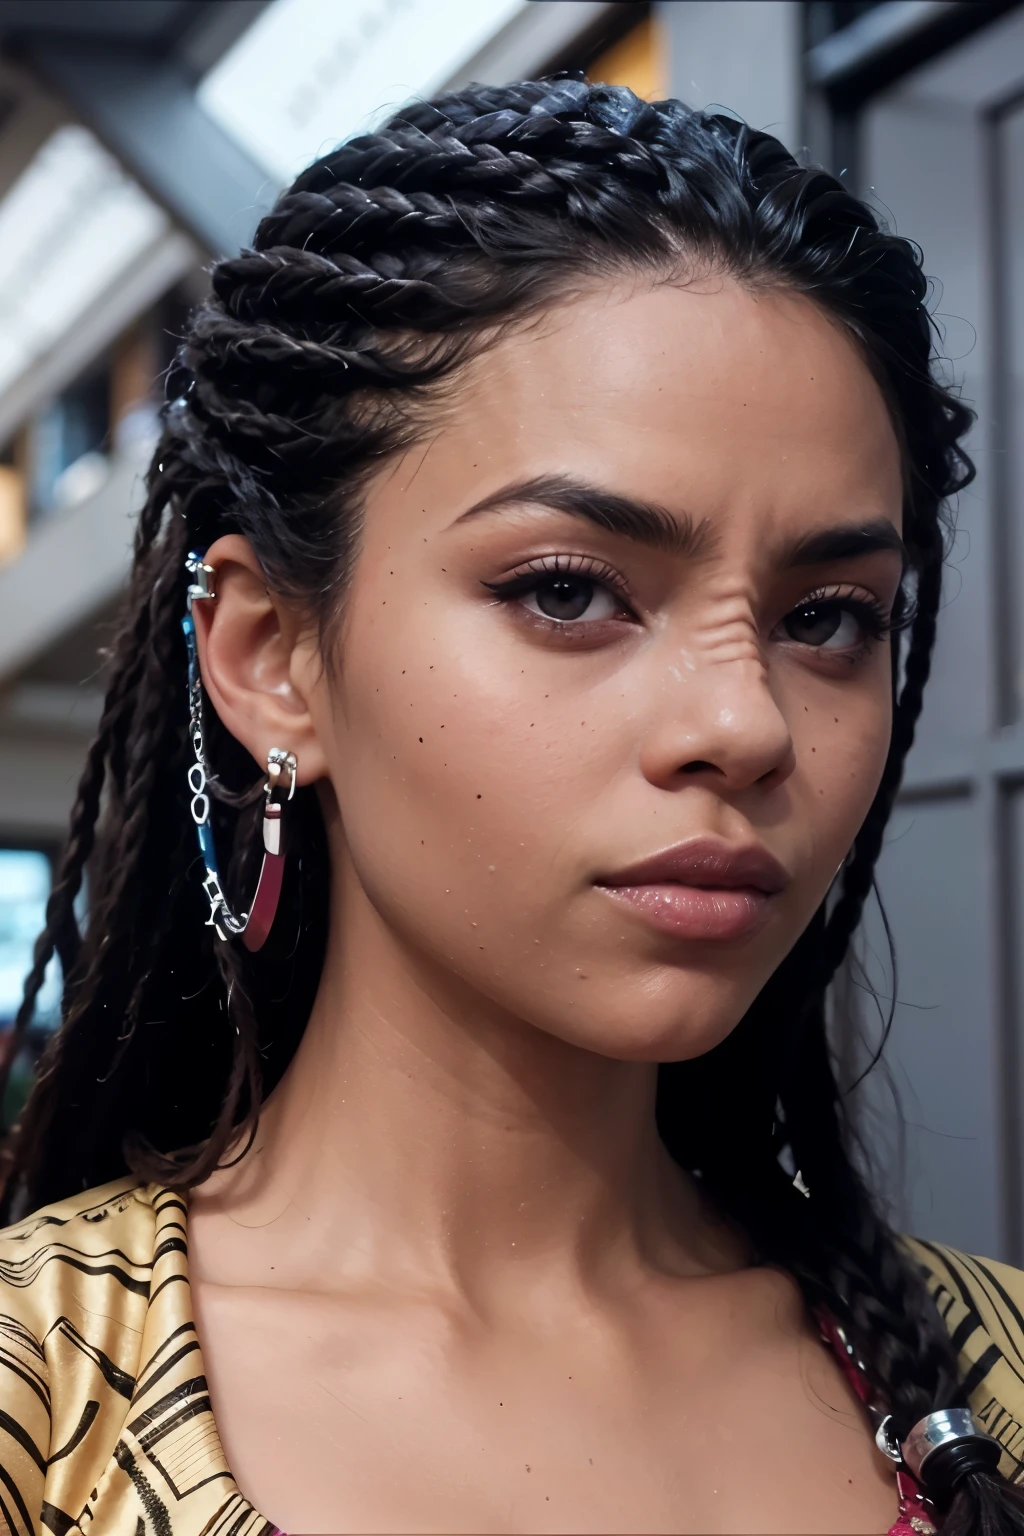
[138,1395,213,1453]
[114,1441,174,1536]
[149,1274,189,1306]
[133,1341,201,1404]
[0,1249,151,1297]
[961,1343,1005,1402]
[914,1240,980,1315]
[128,1376,210,1438]
[0,1319,46,1366]
[0,1348,50,1415]
[132,1323,198,1400]
[203,1498,245,1536]
[976,1396,1024,1465]
[224,1510,271,1536]
[151,1197,187,1221]
[121,1343,251,1505]
[154,1239,188,1264]
[948,1312,981,1354]
[0,1408,45,1474]
[933,1251,1024,1388]
[150,1463,232,1503]
[201,1492,277,1536]
[0,1457,35,1536]
[961,1257,1024,1372]
[913,1244,1013,1375]
[6,1191,136,1245]
[39,1498,77,1535]
[43,1317,136,1398]
[47,1400,99,1465]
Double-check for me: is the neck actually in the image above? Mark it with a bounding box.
[190,866,744,1308]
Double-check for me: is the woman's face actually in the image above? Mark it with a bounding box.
[305,276,904,1061]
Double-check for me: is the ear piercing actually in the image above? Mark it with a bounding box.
[181,550,295,950]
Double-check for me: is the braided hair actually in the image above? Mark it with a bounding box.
[2,77,1012,1531]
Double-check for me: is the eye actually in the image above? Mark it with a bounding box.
[783,601,863,649]
[523,575,620,624]
[776,588,891,655]
[481,556,635,629]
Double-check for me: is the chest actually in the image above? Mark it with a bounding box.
[192,1285,900,1534]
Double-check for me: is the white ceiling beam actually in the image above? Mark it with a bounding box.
[0,226,197,448]
[30,43,281,255]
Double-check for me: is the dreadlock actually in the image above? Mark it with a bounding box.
[2,75,1011,1533]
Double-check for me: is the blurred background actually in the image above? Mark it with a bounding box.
[0,0,1019,1258]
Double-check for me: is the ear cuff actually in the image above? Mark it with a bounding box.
[181,550,296,951]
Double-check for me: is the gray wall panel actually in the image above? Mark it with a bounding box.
[857,795,1002,1255]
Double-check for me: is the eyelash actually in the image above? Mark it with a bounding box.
[481,554,634,611]
[482,559,895,655]
[791,585,894,640]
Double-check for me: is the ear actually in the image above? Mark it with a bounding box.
[191,534,329,786]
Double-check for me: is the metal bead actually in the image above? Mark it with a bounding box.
[902,1408,998,1482]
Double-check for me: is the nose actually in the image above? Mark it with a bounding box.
[638,657,795,795]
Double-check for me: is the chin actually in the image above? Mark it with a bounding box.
[527,980,759,1065]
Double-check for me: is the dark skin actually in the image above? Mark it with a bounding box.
[188,278,905,1532]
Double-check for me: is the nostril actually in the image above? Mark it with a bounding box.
[680,760,720,775]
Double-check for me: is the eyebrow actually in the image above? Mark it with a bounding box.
[454,472,906,569]
[454,474,714,560]
[784,520,907,568]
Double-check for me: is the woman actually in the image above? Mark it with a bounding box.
[0,77,1019,1536]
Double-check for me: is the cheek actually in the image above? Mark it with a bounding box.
[320,582,618,953]
[789,659,893,873]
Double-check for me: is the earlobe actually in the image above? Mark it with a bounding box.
[190,534,329,784]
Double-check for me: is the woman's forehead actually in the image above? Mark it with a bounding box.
[369,279,904,548]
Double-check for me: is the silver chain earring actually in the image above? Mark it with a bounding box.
[181,549,297,951]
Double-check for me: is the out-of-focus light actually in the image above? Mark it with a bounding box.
[0,850,59,1026]
[0,466,25,567]
[198,0,526,184]
[0,126,169,404]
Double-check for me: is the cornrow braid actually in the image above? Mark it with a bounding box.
[3,74,1009,1528]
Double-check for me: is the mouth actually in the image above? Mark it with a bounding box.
[594,835,789,943]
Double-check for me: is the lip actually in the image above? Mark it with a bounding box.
[595,836,789,943]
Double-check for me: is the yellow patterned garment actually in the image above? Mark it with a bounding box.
[0,1180,273,1536]
[0,1180,1020,1535]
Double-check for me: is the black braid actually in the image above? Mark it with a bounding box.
[823,511,944,978]
[4,75,1013,1527]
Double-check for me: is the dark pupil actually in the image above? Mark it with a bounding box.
[536,577,593,621]
[784,603,841,646]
